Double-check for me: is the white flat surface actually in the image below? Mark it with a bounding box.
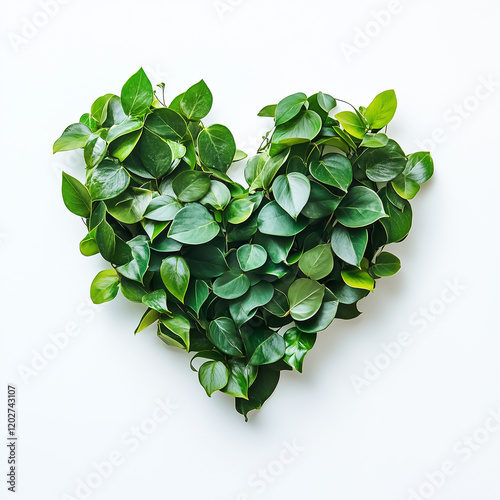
[1,0,500,499]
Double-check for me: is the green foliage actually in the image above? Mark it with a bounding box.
[54,70,433,419]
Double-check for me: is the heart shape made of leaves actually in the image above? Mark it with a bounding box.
[54,68,434,420]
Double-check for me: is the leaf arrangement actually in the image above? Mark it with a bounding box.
[54,68,434,420]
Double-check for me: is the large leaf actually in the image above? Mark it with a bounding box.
[168,204,220,245]
[275,92,307,126]
[172,170,211,202]
[142,289,169,314]
[90,269,120,304]
[208,317,244,356]
[117,236,150,283]
[272,110,322,146]
[139,129,173,178]
[83,133,107,168]
[160,255,190,303]
[364,90,397,129]
[296,291,338,333]
[87,160,130,201]
[180,80,213,120]
[365,147,406,182]
[335,186,386,228]
[257,201,307,237]
[237,244,267,271]
[144,108,187,141]
[106,187,152,224]
[310,153,353,191]
[198,124,236,172]
[371,252,401,277]
[144,195,182,221]
[198,361,229,397]
[330,225,368,267]
[53,123,91,153]
[272,172,311,219]
[288,279,325,321]
[200,180,231,210]
[223,360,258,399]
[301,181,343,219]
[107,117,143,142]
[61,172,91,217]
[335,111,367,139]
[298,244,334,280]
[121,68,153,116]
[241,328,286,366]
[402,152,434,184]
[213,270,250,300]
[341,266,375,292]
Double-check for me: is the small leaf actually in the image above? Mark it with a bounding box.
[213,270,250,300]
[198,124,236,172]
[53,123,91,153]
[90,269,119,304]
[371,252,401,277]
[364,90,397,129]
[121,68,154,116]
[330,225,368,267]
[288,279,325,321]
[199,361,229,397]
[298,244,334,280]
[272,172,311,219]
[237,244,268,271]
[180,79,213,120]
[283,328,317,372]
[335,111,367,139]
[208,317,244,356]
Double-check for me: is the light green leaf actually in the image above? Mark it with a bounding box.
[360,133,389,148]
[61,172,91,217]
[364,90,397,129]
[272,172,311,219]
[90,269,120,304]
[237,244,268,271]
[288,278,325,321]
[53,123,91,153]
[335,111,367,139]
[168,204,220,245]
[391,175,420,200]
[341,266,375,292]
[226,199,255,225]
[160,255,190,303]
[298,244,334,280]
[198,361,229,397]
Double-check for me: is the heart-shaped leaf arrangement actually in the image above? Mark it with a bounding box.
[54,68,433,420]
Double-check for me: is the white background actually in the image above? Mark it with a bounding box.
[1,0,500,499]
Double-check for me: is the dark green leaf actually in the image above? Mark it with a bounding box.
[208,317,244,356]
[336,186,386,228]
[213,270,250,300]
[172,170,211,202]
[257,201,307,237]
[121,68,153,116]
[330,225,368,267]
[283,328,317,372]
[199,361,229,397]
[180,79,213,120]
[275,92,307,126]
[87,159,130,201]
[198,124,236,172]
[160,255,190,302]
[309,153,353,192]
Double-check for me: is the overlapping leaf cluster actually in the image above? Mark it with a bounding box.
[54,68,433,419]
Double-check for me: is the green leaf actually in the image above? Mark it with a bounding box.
[139,129,173,178]
[117,236,150,283]
[298,244,334,280]
[90,94,114,125]
[106,187,152,224]
[257,201,307,237]
[402,152,434,184]
[240,281,274,314]
[237,244,267,272]
[121,68,154,117]
[223,360,258,399]
[371,252,401,277]
[135,309,159,334]
[108,130,142,162]
[90,269,120,304]
[185,245,228,278]
[241,328,286,366]
[226,198,255,225]
[283,328,317,372]
[198,124,236,172]
[53,123,91,153]
[144,195,182,221]
[95,220,115,261]
[296,291,338,333]
[79,229,98,256]
[335,186,386,228]
[309,153,353,192]
[168,204,220,245]
[379,188,413,243]
[365,148,406,182]
[160,314,191,351]
[160,255,190,303]
[272,172,311,219]
[208,317,244,356]
[107,117,143,142]
[61,172,91,217]
[87,159,130,201]
[180,79,213,120]
[200,180,231,210]
[234,149,247,161]
[341,266,375,292]
[391,175,420,200]
[144,108,187,141]
[213,270,250,300]
[172,170,211,202]
[257,104,277,117]
[275,92,307,126]
[260,148,291,189]
[142,289,169,314]
[198,361,229,397]
[335,111,367,139]
[360,133,389,148]
[84,133,107,168]
[245,153,268,188]
[253,233,293,264]
[330,225,368,267]
[264,289,289,317]
[301,180,343,219]
[288,278,325,321]
[272,110,322,146]
[120,277,147,303]
[185,280,210,315]
[364,90,397,129]
[235,366,280,420]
